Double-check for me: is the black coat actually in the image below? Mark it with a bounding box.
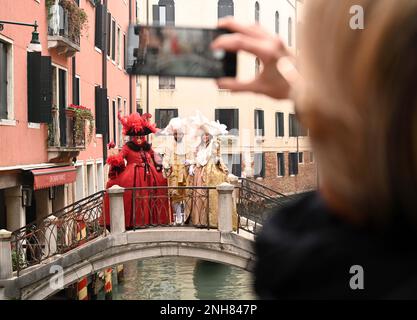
[254,192,417,299]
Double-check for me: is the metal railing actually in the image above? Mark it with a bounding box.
[11,191,105,276]
[237,178,291,234]
[48,108,85,149]
[125,186,215,230]
[47,4,80,46]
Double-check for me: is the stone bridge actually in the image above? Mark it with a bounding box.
[0,183,258,300]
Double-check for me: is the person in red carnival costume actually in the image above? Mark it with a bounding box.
[103,112,171,229]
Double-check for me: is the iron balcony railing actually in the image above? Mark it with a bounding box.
[48,107,85,149]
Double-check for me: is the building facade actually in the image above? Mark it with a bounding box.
[0,0,135,231]
[135,0,317,195]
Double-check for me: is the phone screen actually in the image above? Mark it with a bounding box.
[128,25,236,79]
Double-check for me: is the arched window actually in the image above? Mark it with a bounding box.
[288,17,293,47]
[275,11,279,34]
[218,0,234,19]
[255,1,260,23]
[255,58,260,75]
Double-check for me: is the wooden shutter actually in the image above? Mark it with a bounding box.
[155,109,161,128]
[233,109,239,130]
[173,109,178,118]
[95,87,108,135]
[152,5,160,25]
[260,110,265,135]
[166,1,175,26]
[107,12,111,57]
[28,53,52,123]
[0,43,7,119]
[94,3,103,49]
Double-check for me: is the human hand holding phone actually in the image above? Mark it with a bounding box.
[211,18,300,100]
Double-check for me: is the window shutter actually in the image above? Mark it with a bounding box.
[261,152,265,177]
[279,113,284,136]
[39,56,53,123]
[27,52,41,123]
[155,109,161,128]
[107,12,111,57]
[233,109,239,130]
[152,5,160,25]
[215,109,220,122]
[260,110,265,135]
[94,3,103,49]
[173,109,178,118]
[0,43,7,119]
[27,52,52,123]
[165,2,175,26]
[95,87,108,135]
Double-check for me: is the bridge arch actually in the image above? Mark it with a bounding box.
[11,228,254,300]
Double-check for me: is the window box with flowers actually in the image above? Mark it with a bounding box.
[67,104,95,147]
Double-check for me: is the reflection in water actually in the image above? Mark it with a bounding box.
[105,257,256,300]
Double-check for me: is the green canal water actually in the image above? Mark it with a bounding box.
[98,257,256,300]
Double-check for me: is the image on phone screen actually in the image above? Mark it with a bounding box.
[128,25,237,79]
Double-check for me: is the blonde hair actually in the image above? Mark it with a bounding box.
[297,0,417,225]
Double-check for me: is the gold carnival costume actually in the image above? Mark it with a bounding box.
[188,113,238,229]
[161,118,192,225]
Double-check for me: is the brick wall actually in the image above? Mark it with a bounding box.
[259,151,317,194]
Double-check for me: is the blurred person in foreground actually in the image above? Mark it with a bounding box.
[212,0,417,299]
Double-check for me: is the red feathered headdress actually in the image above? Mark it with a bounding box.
[118,112,158,136]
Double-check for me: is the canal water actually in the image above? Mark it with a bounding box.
[99,257,256,300]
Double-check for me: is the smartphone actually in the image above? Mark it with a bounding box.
[127,25,237,79]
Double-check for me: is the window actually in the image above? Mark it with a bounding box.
[155,108,178,129]
[94,2,104,49]
[218,0,234,19]
[123,33,127,70]
[73,76,80,105]
[275,112,284,137]
[116,26,121,65]
[277,153,285,177]
[289,152,299,175]
[289,113,307,137]
[255,1,260,23]
[254,109,265,136]
[117,97,123,146]
[288,17,293,47]
[112,100,117,145]
[159,76,175,89]
[155,2,176,89]
[222,154,242,177]
[298,152,303,164]
[106,12,111,57]
[215,109,239,133]
[275,11,280,34]
[0,40,12,120]
[255,58,260,75]
[111,19,116,61]
[254,153,265,178]
[289,113,298,137]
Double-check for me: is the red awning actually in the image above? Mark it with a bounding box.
[31,166,77,190]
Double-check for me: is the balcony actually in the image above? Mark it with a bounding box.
[47,4,80,57]
[48,108,85,163]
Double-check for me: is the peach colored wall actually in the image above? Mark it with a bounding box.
[0,0,134,167]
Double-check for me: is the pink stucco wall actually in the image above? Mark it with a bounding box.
[0,0,134,167]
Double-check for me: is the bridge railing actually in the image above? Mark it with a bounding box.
[124,186,216,229]
[10,191,106,276]
[237,178,292,234]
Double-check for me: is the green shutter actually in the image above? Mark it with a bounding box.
[27,53,52,123]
